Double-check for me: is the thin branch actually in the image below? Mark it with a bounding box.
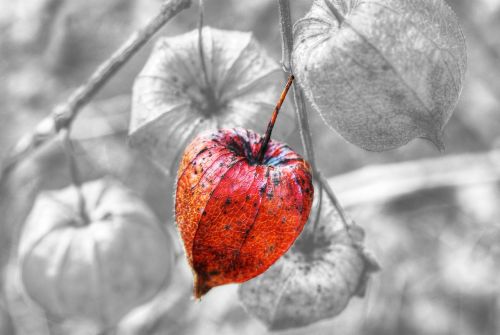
[318,172,351,230]
[1,0,192,179]
[278,0,349,226]
[292,86,317,170]
[312,181,323,241]
[277,0,293,73]
[328,150,500,208]
[277,0,317,170]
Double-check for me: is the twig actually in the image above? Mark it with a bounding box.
[328,150,500,208]
[311,181,323,239]
[1,0,192,179]
[277,0,317,169]
[278,0,352,232]
[277,0,293,73]
[318,172,351,230]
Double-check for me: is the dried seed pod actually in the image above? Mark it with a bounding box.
[175,128,313,298]
[239,189,379,330]
[130,27,293,175]
[18,179,174,327]
[293,0,467,151]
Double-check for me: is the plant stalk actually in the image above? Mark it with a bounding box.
[277,0,351,232]
[277,0,317,169]
[258,75,295,163]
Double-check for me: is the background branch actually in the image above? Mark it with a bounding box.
[1,0,192,179]
[328,150,500,208]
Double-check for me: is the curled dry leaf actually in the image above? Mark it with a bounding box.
[130,27,293,175]
[238,188,379,330]
[18,178,174,327]
[175,128,313,298]
[293,0,467,151]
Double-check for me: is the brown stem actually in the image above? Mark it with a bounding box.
[1,0,192,179]
[257,75,295,163]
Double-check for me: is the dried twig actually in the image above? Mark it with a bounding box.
[277,0,352,232]
[328,150,500,208]
[1,0,192,179]
[277,0,317,168]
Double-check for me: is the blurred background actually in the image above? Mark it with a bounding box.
[1,0,500,334]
